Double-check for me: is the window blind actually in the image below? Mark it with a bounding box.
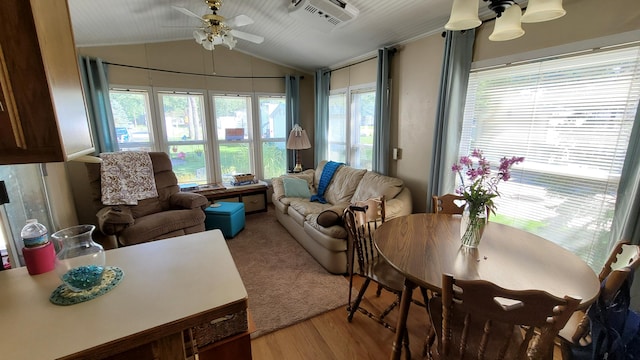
[460,45,640,270]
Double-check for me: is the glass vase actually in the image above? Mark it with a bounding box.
[460,204,487,248]
[52,225,106,292]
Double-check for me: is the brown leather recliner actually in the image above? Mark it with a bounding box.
[86,151,208,246]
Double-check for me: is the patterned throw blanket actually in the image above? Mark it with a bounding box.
[100,151,158,205]
[310,161,343,204]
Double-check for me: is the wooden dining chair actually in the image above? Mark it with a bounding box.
[432,194,465,214]
[343,197,411,359]
[427,273,581,360]
[557,240,640,357]
[564,265,636,359]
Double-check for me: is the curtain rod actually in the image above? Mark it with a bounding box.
[103,61,304,80]
[327,47,398,74]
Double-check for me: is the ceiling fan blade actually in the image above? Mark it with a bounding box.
[225,14,254,28]
[229,29,264,44]
[171,6,203,21]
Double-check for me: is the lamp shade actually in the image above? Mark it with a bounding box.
[286,126,311,150]
[489,5,525,41]
[521,0,566,23]
[445,0,482,31]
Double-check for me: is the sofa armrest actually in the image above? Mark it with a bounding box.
[170,192,209,210]
[96,206,134,235]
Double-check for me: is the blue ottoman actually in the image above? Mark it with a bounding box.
[204,202,245,238]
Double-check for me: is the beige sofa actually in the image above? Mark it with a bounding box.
[271,160,412,274]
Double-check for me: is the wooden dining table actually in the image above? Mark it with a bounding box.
[374,213,601,360]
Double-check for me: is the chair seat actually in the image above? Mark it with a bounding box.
[119,208,205,245]
[367,259,405,292]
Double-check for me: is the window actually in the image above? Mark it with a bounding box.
[328,85,376,169]
[258,95,287,179]
[328,92,347,163]
[109,88,286,185]
[109,89,154,151]
[212,94,253,183]
[158,92,208,184]
[459,45,640,271]
[350,90,375,169]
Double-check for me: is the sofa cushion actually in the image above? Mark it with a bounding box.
[283,177,311,198]
[289,199,330,217]
[323,166,367,205]
[271,170,315,200]
[352,171,404,203]
[305,215,348,243]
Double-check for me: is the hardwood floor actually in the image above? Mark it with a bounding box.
[250,275,565,360]
[250,276,431,359]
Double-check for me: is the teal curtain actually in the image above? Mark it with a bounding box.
[610,100,640,246]
[373,48,395,175]
[427,30,475,212]
[78,56,118,153]
[612,101,640,310]
[314,69,331,167]
[285,75,301,170]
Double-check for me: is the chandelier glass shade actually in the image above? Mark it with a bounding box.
[445,0,566,41]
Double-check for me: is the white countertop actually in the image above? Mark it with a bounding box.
[0,230,247,359]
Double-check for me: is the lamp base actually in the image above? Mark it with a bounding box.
[293,163,303,173]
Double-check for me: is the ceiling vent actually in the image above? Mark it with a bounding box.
[289,0,360,31]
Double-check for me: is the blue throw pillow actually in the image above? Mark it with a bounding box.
[282,177,311,198]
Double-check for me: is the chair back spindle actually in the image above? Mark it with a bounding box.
[432,194,465,214]
[430,273,581,360]
[343,196,410,356]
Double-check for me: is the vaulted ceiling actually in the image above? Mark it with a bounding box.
[68,0,500,72]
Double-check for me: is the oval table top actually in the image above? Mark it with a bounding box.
[374,213,600,309]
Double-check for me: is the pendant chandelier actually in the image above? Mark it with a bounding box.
[445,0,566,41]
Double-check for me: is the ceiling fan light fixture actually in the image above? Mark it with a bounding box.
[445,0,482,31]
[175,0,263,51]
[193,29,207,44]
[222,35,237,50]
[202,40,215,51]
[521,0,566,23]
[489,5,525,41]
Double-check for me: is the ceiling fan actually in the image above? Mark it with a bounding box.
[172,0,264,50]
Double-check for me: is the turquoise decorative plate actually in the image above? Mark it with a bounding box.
[50,266,124,306]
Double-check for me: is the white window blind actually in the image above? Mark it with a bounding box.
[460,45,640,271]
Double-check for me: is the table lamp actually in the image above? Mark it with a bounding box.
[286,124,311,173]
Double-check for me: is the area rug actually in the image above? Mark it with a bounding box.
[226,206,350,339]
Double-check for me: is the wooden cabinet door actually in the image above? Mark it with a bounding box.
[0,44,25,151]
[0,0,94,165]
